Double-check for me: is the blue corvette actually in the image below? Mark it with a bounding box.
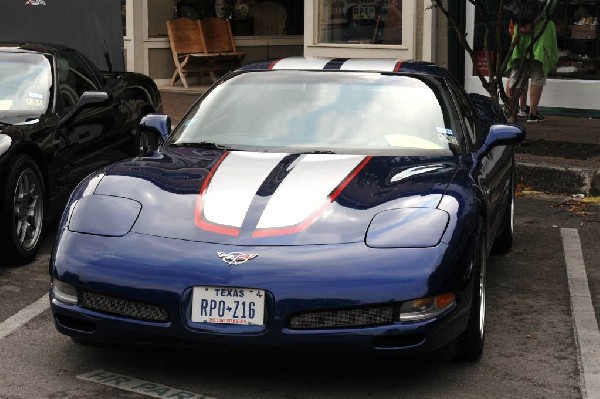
[49,57,525,361]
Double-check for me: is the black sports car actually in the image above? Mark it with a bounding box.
[50,57,526,361]
[0,42,162,265]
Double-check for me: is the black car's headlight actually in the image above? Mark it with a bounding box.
[365,208,450,248]
[68,195,141,236]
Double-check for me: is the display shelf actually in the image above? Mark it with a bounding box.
[553,0,600,79]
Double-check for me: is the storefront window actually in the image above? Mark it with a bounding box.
[317,0,401,44]
[175,0,303,36]
[472,0,600,80]
[550,1,600,80]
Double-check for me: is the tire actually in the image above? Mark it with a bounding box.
[492,164,515,254]
[455,216,487,362]
[0,154,45,265]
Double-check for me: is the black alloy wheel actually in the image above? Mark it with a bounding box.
[0,154,45,265]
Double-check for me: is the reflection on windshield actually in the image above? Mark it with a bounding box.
[0,51,52,116]
[171,71,456,154]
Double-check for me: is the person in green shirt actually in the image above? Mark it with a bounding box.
[505,12,559,123]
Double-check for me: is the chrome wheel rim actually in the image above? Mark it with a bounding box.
[13,167,43,251]
[478,242,487,338]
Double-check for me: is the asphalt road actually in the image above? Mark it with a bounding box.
[0,195,598,399]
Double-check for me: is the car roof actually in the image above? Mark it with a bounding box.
[239,57,449,78]
[0,42,66,56]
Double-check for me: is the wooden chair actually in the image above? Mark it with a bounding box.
[166,18,220,88]
[201,17,246,62]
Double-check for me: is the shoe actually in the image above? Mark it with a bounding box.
[527,113,544,123]
[517,105,530,117]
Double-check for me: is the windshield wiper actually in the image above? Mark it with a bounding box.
[296,150,337,154]
[171,141,232,150]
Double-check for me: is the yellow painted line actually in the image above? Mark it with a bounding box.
[78,370,217,399]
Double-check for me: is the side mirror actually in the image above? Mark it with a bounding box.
[77,91,110,108]
[475,123,526,161]
[61,91,110,123]
[139,114,171,155]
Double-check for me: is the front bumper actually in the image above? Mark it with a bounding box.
[50,230,473,355]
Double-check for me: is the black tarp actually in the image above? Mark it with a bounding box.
[1,0,124,71]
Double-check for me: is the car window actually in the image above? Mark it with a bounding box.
[171,71,459,155]
[0,51,52,116]
[56,50,99,108]
[446,76,478,148]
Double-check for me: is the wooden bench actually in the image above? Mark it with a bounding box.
[167,18,246,88]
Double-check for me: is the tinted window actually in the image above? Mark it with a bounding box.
[57,50,99,108]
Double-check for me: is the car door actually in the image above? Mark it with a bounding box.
[54,49,120,187]
[449,81,513,237]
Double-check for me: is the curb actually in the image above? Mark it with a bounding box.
[516,162,600,196]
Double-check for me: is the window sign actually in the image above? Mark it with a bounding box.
[318,0,402,44]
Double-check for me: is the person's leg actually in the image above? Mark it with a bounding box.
[529,84,543,115]
[507,66,528,118]
[527,61,546,123]
[519,82,529,112]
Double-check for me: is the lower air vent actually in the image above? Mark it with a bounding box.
[81,291,169,322]
[289,305,394,330]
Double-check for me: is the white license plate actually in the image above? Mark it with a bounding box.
[191,286,265,325]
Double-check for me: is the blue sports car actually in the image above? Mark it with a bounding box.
[49,57,525,361]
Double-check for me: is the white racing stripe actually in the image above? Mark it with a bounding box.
[270,56,332,69]
[0,294,49,339]
[257,154,365,228]
[203,152,286,228]
[561,228,600,399]
[78,370,217,398]
[340,58,401,71]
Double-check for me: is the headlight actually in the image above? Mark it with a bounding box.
[399,292,456,322]
[365,208,449,248]
[51,278,78,305]
[68,194,141,236]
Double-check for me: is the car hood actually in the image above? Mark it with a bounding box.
[92,147,459,245]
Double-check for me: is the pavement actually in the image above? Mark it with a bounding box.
[158,85,600,197]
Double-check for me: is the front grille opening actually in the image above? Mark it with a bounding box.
[81,291,170,322]
[288,305,394,330]
[55,314,95,332]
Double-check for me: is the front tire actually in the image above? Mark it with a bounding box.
[492,164,515,254]
[455,216,487,361]
[0,154,45,265]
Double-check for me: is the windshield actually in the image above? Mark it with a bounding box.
[0,51,52,117]
[170,70,458,155]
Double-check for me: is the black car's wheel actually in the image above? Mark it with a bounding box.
[492,164,515,254]
[455,217,487,361]
[0,155,45,265]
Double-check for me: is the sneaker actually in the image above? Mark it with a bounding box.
[527,113,544,123]
[517,105,530,117]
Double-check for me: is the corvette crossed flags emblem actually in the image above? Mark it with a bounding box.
[217,252,258,266]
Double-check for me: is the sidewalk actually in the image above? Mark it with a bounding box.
[159,86,600,196]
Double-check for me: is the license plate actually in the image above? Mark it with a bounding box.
[191,286,265,325]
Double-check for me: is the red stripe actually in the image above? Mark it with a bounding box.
[252,156,372,238]
[267,59,283,69]
[393,60,403,72]
[194,151,240,236]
